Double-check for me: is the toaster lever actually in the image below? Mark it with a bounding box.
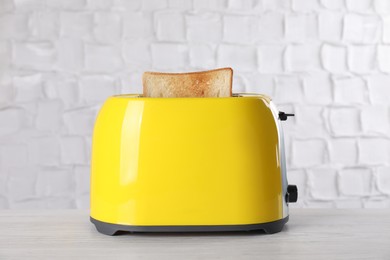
[279,112,294,121]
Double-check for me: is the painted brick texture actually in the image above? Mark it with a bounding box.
[0,0,389,209]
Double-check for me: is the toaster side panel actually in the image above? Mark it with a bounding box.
[90,98,142,223]
[269,101,289,219]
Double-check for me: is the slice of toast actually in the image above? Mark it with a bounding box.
[142,68,233,98]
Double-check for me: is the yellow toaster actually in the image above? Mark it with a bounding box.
[90,93,297,235]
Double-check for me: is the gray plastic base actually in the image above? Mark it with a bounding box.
[90,216,289,236]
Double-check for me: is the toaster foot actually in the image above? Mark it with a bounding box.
[90,216,289,236]
[92,220,119,236]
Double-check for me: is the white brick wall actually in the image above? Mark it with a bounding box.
[0,0,389,210]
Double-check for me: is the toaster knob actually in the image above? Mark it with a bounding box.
[287,185,298,203]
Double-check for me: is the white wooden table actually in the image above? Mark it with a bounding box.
[0,209,389,259]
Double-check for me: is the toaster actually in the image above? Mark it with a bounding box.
[90,93,297,235]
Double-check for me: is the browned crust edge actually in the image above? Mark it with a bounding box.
[143,67,232,76]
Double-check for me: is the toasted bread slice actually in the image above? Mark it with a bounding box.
[142,68,233,97]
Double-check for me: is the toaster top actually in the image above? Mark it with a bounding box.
[111,93,272,104]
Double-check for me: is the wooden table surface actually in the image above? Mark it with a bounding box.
[0,209,389,259]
